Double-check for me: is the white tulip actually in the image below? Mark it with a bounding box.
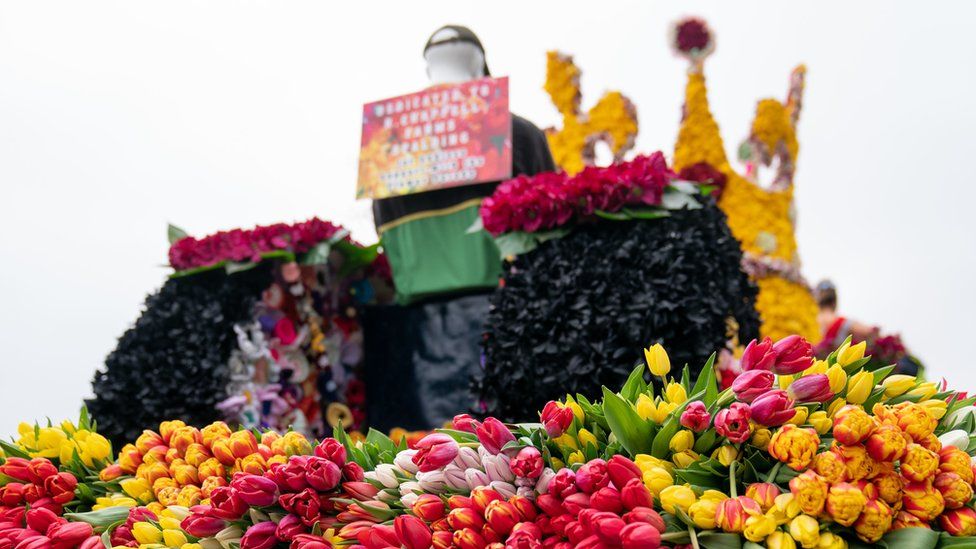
[394,449,419,474]
[535,468,556,494]
[465,468,490,489]
[939,430,970,450]
[372,463,401,488]
[455,447,482,470]
[400,492,419,508]
[490,480,517,498]
[417,470,448,492]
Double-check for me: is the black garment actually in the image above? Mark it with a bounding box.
[372,114,555,228]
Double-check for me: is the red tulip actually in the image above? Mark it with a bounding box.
[452,527,487,549]
[509,495,538,521]
[750,390,796,426]
[788,374,834,403]
[575,459,609,494]
[511,447,544,479]
[341,461,364,482]
[562,492,591,516]
[740,337,776,371]
[447,507,485,531]
[452,414,482,434]
[476,418,515,455]
[0,458,32,482]
[590,487,623,513]
[26,459,58,485]
[231,474,278,507]
[535,493,565,517]
[592,514,626,544]
[606,456,642,489]
[772,335,814,375]
[304,457,341,492]
[732,370,775,403]
[15,535,51,549]
[714,402,752,443]
[470,487,503,514]
[208,486,248,520]
[313,438,346,467]
[240,521,278,549]
[78,536,102,549]
[363,523,399,549]
[540,401,574,438]
[342,481,379,501]
[431,530,453,549]
[679,401,711,432]
[620,522,661,549]
[1,483,25,507]
[181,513,227,537]
[622,506,666,533]
[412,434,459,473]
[25,508,61,535]
[548,468,578,499]
[278,489,321,526]
[485,499,520,535]
[620,478,653,510]
[412,493,446,521]
[274,514,306,541]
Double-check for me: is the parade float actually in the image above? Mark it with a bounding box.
[0,17,949,549]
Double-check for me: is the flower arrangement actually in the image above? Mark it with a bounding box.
[542,51,639,175]
[5,336,974,548]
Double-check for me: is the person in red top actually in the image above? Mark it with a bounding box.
[814,279,877,349]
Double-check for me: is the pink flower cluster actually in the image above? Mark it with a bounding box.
[480,153,677,236]
[168,218,346,271]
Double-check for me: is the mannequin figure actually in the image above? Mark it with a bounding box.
[365,25,554,429]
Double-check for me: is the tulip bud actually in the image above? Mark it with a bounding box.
[732,370,774,403]
[182,513,227,538]
[854,499,893,543]
[788,374,833,403]
[751,390,796,426]
[484,499,520,535]
[239,521,278,549]
[836,340,867,367]
[619,522,660,549]
[832,405,876,446]
[679,401,711,432]
[745,482,780,512]
[767,531,797,549]
[452,414,482,434]
[395,514,434,549]
[644,343,670,376]
[741,337,776,371]
[715,496,761,533]
[659,484,696,514]
[668,430,694,453]
[452,527,487,549]
[788,514,821,548]
[476,418,516,455]
[844,371,874,404]
[575,459,609,494]
[902,480,945,521]
[881,374,915,397]
[772,335,814,375]
[902,444,939,482]
[743,512,777,543]
[664,382,687,404]
[540,402,575,438]
[412,434,460,473]
[313,438,346,467]
[934,472,973,509]
[939,507,976,536]
[825,482,866,527]
[511,446,544,479]
[606,455,642,489]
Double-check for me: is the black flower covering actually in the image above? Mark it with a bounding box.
[477,199,759,422]
[87,266,272,446]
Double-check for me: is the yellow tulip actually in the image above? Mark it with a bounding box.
[688,498,721,529]
[751,427,772,450]
[817,532,848,549]
[642,467,674,497]
[767,531,798,549]
[554,434,578,450]
[788,407,809,426]
[120,477,153,504]
[567,451,584,465]
[163,529,188,547]
[84,432,112,462]
[803,360,828,376]
[779,374,795,390]
[652,401,678,424]
[578,429,598,449]
[826,365,847,394]
[826,398,848,419]
[635,454,673,475]
[644,343,671,376]
[635,394,656,421]
[743,512,777,542]
[566,401,585,422]
[132,522,163,545]
[60,420,77,435]
[882,375,916,398]
[181,544,204,549]
[920,399,948,419]
[808,411,832,435]
[672,450,699,468]
[835,340,867,367]
[845,371,874,405]
[659,484,697,514]
[789,514,821,548]
[158,517,182,530]
[669,430,694,453]
[712,445,740,467]
[907,382,939,401]
[665,382,687,404]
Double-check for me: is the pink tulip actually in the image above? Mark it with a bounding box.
[47,522,93,548]
[181,513,227,537]
[714,402,752,443]
[412,434,459,473]
[740,337,776,371]
[312,438,346,467]
[732,370,775,403]
[788,374,834,403]
[274,514,306,541]
[304,457,341,492]
[679,401,711,432]
[750,390,796,426]
[476,417,515,455]
[575,459,609,494]
[240,521,278,549]
[510,447,544,479]
[620,522,662,549]
[620,478,653,510]
[230,474,278,507]
[452,414,482,434]
[771,335,814,375]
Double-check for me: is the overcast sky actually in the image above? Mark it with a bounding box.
[2,1,974,437]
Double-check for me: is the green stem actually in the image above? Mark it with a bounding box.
[688,526,701,549]
[764,461,783,484]
[729,461,738,498]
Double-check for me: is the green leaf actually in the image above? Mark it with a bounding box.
[224,260,258,274]
[680,365,691,393]
[622,207,670,220]
[880,527,939,548]
[65,506,132,527]
[435,429,480,444]
[167,223,188,244]
[0,440,30,459]
[619,364,648,402]
[698,532,743,549]
[601,387,653,456]
[692,353,718,405]
[871,365,896,385]
[301,241,331,265]
[593,209,630,221]
[692,428,718,454]
[365,428,397,455]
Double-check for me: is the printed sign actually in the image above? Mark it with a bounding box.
[357,76,512,199]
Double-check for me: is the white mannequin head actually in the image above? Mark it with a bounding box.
[424,26,489,84]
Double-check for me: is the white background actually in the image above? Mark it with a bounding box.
[1,1,974,437]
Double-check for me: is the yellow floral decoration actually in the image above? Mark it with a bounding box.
[673,48,818,341]
[544,51,638,175]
